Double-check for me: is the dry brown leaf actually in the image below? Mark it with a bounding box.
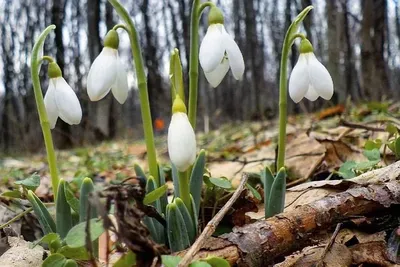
[350,241,393,266]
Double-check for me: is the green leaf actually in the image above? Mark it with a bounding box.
[134,163,147,179]
[190,195,198,235]
[113,250,136,267]
[63,259,78,267]
[266,168,286,218]
[175,198,196,243]
[171,163,180,197]
[190,150,206,217]
[363,148,380,161]
[395,138,400,158]
[27,190,56,234]
[65,218,104,248]
[31,233,60,248]
[158,164,168,214]
[189,262,212,267]
[166,203,190,252]
[42,253,66,267]
[204,257,230,267]
[56,180,73,239]
[355,160,380,171]
[338,161,357,179]
[162,255,182,267]
[144,184,168,205]
[79,177,96,223]
[262,167,275,217]
[386,123,398,135]
[64,182,79,214]
[58,246,89,260]
[15,173,40,190]
[246,183,261,200]
[1,190,22,198]
[144,177,165,244]
[209,177,231,189]
[364,140,382,151]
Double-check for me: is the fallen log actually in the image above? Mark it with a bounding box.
[182,162,400,266]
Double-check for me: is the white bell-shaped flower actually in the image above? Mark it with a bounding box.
[168,96,196,172]
[87,30,128,104]
[289,39,334,103]
[44,63,82,129]
[199,7,244,88]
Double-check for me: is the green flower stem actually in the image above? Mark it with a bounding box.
[40,56,54,64]
[187,1,214,129]
[276,7,313,170]
[31,25,60,199]
[108,0,159,184]
[178,171,193,215]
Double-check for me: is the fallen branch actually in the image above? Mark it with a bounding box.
[340,119,386,132]
[178,173,249,267]
[183,162,400,266]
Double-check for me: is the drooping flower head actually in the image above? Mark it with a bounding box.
[167,95,196,172]
[199,6,245,88]
[289,38,334,103]
[87,29,129,104]
[44,62,82,129]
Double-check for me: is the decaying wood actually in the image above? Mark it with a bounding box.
[187,162,400,266]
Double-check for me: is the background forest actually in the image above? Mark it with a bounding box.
[0,0,399,152]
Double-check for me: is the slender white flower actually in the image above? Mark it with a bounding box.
[87,30,128,104]
[199,7,244,88]
[168,96,196,172]
[289,39,334,103]
[44,62,82,129]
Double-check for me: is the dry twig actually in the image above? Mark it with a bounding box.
[177,173,249,267]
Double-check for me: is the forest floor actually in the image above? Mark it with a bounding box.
[1,101,400,266]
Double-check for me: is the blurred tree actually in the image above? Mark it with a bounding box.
[361,0,389,100]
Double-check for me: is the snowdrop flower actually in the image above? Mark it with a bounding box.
[87,30,128,104]
[199,6,244,88]
[44,62,82,129]
[168,95,196,172]
[289,39,334,103]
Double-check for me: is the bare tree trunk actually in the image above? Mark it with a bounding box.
[52,0,73,149]
[326,0,343,102]
[141,0,165,123]
[360,0,389,100]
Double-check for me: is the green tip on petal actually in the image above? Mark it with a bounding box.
[104,29,119,49]
[48,62,62,78]
[299,38,314,54]
[208,6,224,25]
[172,95,187,114]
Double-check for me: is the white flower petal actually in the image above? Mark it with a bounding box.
[111,59,129,104]
[204,59,230,88]
[222,26,245,80]
[168,113,197,172]
[199,24,225,73]
[289,54,310,103]
[54,77,82,125]
[304,85,319,101]
[44,79,58,129]
[308,53,334,100]
[87,47,118,101]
